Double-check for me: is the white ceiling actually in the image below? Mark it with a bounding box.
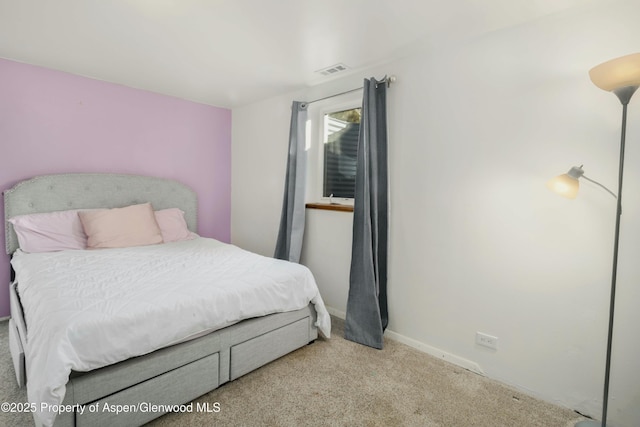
[0,0,601,108]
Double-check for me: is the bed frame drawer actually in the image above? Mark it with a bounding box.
[8,318,26,387]
[69,329,223,405]
[230,317,309,380]
[76,353,219,427]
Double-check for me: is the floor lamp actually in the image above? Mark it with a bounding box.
[547,53,640,427]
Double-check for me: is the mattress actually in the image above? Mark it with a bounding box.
[11,237,330,427]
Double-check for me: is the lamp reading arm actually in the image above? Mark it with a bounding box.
[547,165,617,199]
[581,174,617,199]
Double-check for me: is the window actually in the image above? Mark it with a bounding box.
[322,107,361,200]
[305,93,361,209]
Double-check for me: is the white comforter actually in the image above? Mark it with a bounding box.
[11,237,330,427]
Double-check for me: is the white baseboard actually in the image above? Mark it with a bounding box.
[325,305,484,376]
[383,329,485,375]
[0,316,9,322]
[326,306,346,319]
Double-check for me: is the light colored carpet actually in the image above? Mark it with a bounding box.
[1,317,587,426]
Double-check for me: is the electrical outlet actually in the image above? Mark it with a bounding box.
[476,332,498,350]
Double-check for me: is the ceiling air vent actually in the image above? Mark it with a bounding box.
[316,63,350,76]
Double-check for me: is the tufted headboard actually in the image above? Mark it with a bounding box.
[4,173,198,255]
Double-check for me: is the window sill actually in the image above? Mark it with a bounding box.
[305,202,354,213]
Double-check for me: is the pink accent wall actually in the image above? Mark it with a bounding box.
[0,58,231,318]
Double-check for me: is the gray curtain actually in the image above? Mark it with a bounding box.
[274,101,308,263]
[344,78,388,349]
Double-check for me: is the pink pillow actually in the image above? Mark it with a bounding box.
[154,208,196,242]
[79,203,163,249]
[8,210,88,253]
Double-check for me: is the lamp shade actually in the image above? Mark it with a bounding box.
[547,174,579,199]
[546,166,584,199]
[589,53,640,91]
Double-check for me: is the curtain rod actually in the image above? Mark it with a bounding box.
[302,75,396,107]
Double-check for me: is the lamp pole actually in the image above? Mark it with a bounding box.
[577,85,637,427]
[603,86,636,425]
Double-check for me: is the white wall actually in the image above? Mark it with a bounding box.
[232,1,640,425]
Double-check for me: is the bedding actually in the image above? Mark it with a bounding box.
[7,209,89,253]
[154,208,196,242]
[8,206,195,253]
[11,237,330,427]
[79,202,163,249]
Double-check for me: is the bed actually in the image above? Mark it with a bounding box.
[4,173,330,427]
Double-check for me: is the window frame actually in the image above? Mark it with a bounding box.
[308,94,362,206]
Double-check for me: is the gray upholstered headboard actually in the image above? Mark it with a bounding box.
[4,173,198,254]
